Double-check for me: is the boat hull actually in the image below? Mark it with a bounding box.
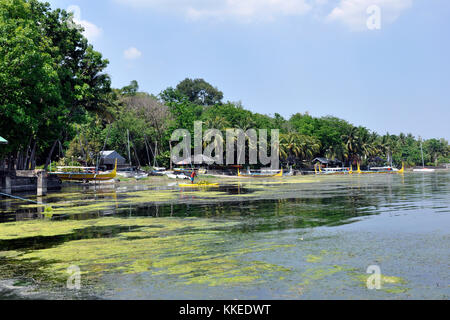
[413,169,435,173]
[50,160,117,181]
[179,183,219,188]
[238,169,283,178]
[51,172,116,181]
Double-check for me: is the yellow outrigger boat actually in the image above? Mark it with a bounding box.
[179,183,219,188]
[50,160,118,182]
[237,169,283,178]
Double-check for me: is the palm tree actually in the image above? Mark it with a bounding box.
[280,133,302,164]
[358,129,377,161]
[280,133,320,167]
[202,116,229,161]
[374,134,397,166]
[325,143,346,162]
[342,127,360,165]
[204,116,230,131]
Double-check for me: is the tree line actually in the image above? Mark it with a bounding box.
[1,0,448,170]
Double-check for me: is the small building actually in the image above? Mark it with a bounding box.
[313,157,343,168]
[0,136,7,144]
[99,150,126,170]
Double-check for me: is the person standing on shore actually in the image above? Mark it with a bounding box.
[190,170,197,184]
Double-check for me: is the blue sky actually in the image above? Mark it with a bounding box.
[46,0,449,139]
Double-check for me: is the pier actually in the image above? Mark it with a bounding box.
[0,170,61,196]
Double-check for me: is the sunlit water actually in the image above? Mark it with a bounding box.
[0,172,449,300]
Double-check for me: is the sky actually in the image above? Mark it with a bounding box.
[45,0,450,140]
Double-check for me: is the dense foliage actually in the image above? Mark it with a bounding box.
[59,79,449,169]
[1,0,448,170]
[0,0,110,169]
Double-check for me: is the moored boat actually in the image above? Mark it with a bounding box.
[314,162,405,175]
[178,183,219,188]
[360,162,405,174]
[50,160,117,181]
[238,169,283,178]
[413,168,435,173]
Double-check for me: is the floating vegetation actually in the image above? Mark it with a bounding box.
[0,216,294,288]
[299,265,348,288]
[305,254,323,263]
[351,273,410,294]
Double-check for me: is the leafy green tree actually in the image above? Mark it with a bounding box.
[121,80,139,96]
[424,139,445,166]
[0,0,111,167]
[175,78,223,106]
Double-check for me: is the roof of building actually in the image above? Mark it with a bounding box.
[0,136,8,144]
[99,150,126,165]
[312,157,343,165]
[99,150,125,160]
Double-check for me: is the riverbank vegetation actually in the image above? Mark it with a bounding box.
[1,0,449,170]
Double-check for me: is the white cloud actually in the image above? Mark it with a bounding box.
[67,5,102,41]
[124,47,142,60]
[327,0,412,31]
[114,0,312,22]
[113,0,413,29]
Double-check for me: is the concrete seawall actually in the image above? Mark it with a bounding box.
[0,170,61,195]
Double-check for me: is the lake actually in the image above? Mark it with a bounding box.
[0,172,449,300]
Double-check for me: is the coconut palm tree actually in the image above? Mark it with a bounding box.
[280,133,320,167]
[358,129,377,161]
[325,143,346,162]
[280,133,302,163]
[204,116,230,131]
[342,127,360,165]
[202,116,229,161]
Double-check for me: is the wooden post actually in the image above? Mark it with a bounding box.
[36,196,44,214]
[36,170,47,196]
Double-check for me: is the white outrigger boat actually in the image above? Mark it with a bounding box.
[166,172,189,180]
[413,168,435,173]
[315,162,404,175]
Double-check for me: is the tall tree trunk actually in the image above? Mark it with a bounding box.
[29,140,37,170]
[23,137,32,170]
[17,151,23,170]
[132,143,141,168]
[169,141,173,170]
[44,139,59,170]
[144,135,151,167]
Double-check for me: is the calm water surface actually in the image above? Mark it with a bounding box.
[0,172,448,300]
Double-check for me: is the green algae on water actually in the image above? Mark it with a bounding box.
[0,216,293,287]
[351,272,409,294]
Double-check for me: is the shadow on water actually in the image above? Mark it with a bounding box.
[0,225,143,251]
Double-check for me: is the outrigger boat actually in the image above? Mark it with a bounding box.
[358,162,405,174]
[315,162,404,175]
[178,183,219,188]
[50,160,118,182]
[238,168,283,178]
[314,164,352,175]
